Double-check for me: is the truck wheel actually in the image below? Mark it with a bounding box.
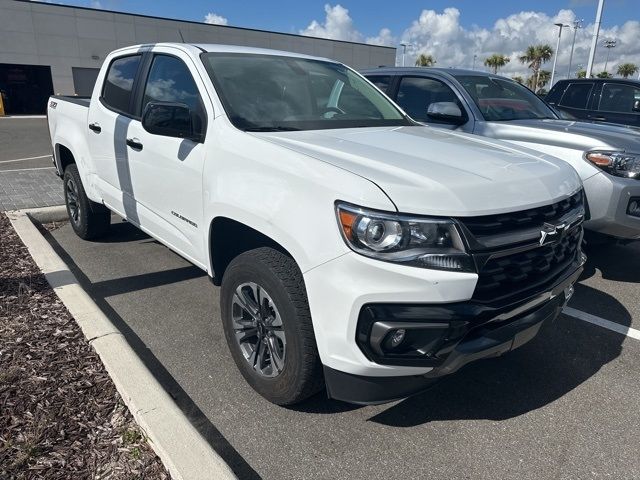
[220,247,324,405]
[63,164,110,240]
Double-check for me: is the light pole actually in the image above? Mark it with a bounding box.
[603,39,616,73]
[550,23,569,87]
[400,42,412,67]
[567,19,583,78]
[472,54,477,70]
[586,0,605,78]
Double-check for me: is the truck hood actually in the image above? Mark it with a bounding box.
[483,118,640,153]
[253,126,581,216]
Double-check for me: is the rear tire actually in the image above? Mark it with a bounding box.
[63,164,110,240]
[220,247,324,405]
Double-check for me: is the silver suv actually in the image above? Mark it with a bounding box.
[362,67,640,240]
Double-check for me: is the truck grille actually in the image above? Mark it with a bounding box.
[456,190,585,304]
[472,227,582,302]
[461,190,584,239]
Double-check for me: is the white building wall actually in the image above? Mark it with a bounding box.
[1,0,396,95]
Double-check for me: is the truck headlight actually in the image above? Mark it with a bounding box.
[585,151,640,179]
[336,202,474,272]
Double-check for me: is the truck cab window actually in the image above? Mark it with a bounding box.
[142,55,205,135]
[599,83,640,113]
[101,54,141,114]
[559,83,593,109]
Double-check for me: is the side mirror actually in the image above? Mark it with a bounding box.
[142,101,201,142]
[633,99,640,113]
[427,102,465,124]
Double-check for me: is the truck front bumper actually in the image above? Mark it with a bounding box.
[304,250,583,405]
[583,171,640,239]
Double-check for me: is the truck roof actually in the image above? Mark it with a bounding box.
[360,66,511,81]
[110,42,338,64]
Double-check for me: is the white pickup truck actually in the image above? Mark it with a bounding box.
[48,43,585,405]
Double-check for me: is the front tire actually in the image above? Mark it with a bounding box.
[63,164,110,240]
[220,247,324,405]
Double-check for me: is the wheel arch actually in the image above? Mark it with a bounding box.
[208,216,297,286]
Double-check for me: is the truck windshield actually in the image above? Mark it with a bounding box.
[455,75,557,122]
[201,52,411,131]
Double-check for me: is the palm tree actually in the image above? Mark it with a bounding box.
[519,44,554,93]
[484,54,510,74]
[596,71,612,79]
[415,54,436,67]
[536,70,551,90]
[576,69,587,78]
[617,63,639,78]
[512,76,524,84]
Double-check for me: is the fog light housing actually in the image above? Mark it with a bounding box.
[628,198,640,218]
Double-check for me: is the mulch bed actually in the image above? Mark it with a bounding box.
[0,213,169,479]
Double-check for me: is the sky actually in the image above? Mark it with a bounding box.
[42,0,640,79]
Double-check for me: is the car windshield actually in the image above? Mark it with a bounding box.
[201,52,411,131]
[456,75,557,121]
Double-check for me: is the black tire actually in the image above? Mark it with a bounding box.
[220,247,324,405]
[63,164,110,240]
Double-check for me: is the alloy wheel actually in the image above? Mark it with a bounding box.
[231,282,286,377]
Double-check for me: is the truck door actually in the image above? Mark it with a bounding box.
[87,53,145,220]
[121,51,210,269]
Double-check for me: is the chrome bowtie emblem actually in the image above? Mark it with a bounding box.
[540,222,566,246]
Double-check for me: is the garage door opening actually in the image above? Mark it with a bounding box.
[0,64,54,115]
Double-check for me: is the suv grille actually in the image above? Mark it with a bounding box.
[457,191,585,304]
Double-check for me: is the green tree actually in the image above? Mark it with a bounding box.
[536,70,551,90]
[576,69,587,78]
[617,63,639,78]
[519,44,554,92]
[512,76,524,84]
[484,54,510,74]
[596,71,613,78]
[415,53,436,67]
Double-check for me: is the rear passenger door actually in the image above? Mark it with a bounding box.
[553,81,595,120]
[88,52,144,217]
[590,82,640,127]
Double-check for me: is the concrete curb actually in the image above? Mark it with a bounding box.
[21,205,68,223]
[6,207,238,480]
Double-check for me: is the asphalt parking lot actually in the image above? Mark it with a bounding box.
[8,120,640,479]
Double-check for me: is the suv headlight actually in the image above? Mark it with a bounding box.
[335,202,474,272]
[585,151,640,179]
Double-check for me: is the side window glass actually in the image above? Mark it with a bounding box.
[143,55,204,135]
[396,76,461,122]
[599,84,640,113]
[559,83,593,109]
[365,76,392,94]
[102,55,142,114]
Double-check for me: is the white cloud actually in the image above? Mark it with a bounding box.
[298,4,639,79]
[204,12,228,26]
[300,4,395,46]
[398,7,640,79]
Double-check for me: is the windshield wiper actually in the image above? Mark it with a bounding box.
[244,126,301,132]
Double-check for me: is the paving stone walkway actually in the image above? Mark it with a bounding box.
[0,168,64,211]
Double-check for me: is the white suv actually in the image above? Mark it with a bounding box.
[47,43,585,405]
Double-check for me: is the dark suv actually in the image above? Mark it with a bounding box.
[546,78,640,128]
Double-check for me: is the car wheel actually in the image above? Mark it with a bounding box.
[63,164,110,240]
[220,247,324,405]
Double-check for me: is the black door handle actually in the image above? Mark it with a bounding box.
[126,138,143,150]
[88,122,101,133]
[588,115,607,121]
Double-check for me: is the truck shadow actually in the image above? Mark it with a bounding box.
[368,284,628,427]
[581,240,640,283]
